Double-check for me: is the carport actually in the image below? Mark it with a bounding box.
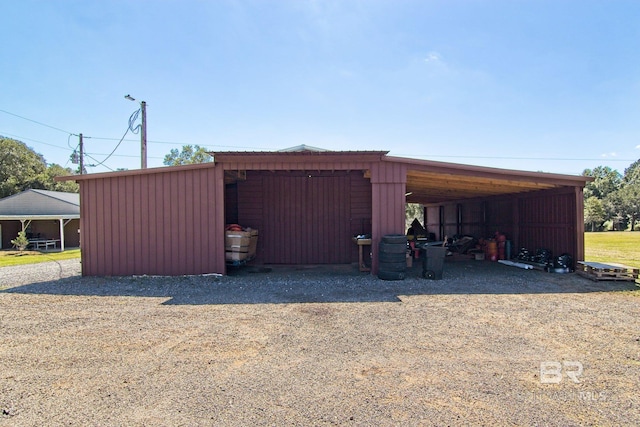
[398,157,589,262]
[61,149,589,276]
[0,189,80,251]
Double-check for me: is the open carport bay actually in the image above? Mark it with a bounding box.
[0,259,639,426]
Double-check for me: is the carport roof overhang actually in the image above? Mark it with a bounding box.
[386,156,592,204]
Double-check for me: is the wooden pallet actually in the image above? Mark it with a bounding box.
[576,261,639,282]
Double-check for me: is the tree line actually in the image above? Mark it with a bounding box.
[582,160,640,232]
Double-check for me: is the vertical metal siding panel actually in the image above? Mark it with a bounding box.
[177,171,187,274]
[110,177,119,275]
[207,167,217,273]
[319,176,329,263]
[151,174,169,274]
[200,169,209,272]
[292,176,301,263]
[185,170,199,274]
[184,172,193,272]
[191,170,202,273]
[134,176,144,274]
[78,183,88,275]
[575,187,584,261]
[114,177,125,275]
[125,176,135,274]
[81,182,93,275]
[119,177,129,276]
[199,169,210,273]
[349,172,372,263]
[170,172,180,275]
[291,176,301,264]
[212,166,226,274]
[184,170,194,273]
[136,175,144,274]
[103,178,115,275]
[370,162,407,274]
[85,181,96,276]
[156,173,166,275]
[339,174,350,262]
[148,174,158,274]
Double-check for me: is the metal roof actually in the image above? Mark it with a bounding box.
[0,189,80,220]
[58,150,591,204]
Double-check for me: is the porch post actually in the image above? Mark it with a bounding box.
[59,218,65,251]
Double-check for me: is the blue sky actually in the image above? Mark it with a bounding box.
[2,0,639,175]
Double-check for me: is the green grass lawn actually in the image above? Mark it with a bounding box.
[584,231,640,268]
[0,249,81,267]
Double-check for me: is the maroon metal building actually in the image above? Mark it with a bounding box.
[63,150,590,276]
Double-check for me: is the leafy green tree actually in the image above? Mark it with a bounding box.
[0,137,79,198]
[43,164,79,193]
[163,145,212,166]
[405,203,424,232]
[602,190,627,231]
[582,166,622,200]
[584,196,606,232]
[0,137,47,198]
[620,160,640,230]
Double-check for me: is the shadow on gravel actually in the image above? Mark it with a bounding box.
[2,261,637,305]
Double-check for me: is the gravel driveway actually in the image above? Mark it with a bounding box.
[1,258,639,426]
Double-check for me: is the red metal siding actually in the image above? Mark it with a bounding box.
[485,199,515,239]
[79,165,225,276]
[518,190,577,259]
[424,187,583,261]
[459,202,484,237]
[237,171,368,264]
[370,162,407,273]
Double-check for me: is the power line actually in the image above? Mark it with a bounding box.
[85,126,131,168]
[0,131,71,150]
[84,153,114,171]
[89,135,263,149]
[0,109,76,135]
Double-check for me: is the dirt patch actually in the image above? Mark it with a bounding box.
[1,259,639,425]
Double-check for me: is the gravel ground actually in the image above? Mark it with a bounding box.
[0,258,639,426]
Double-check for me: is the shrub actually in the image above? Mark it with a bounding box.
[11,231,29,251]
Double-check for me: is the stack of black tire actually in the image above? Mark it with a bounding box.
[378,234,407,280]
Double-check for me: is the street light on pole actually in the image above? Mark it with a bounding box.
[124,94,147,169]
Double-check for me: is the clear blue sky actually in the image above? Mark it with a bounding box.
[2,0,639,175]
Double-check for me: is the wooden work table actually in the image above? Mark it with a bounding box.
[352,238,372,272]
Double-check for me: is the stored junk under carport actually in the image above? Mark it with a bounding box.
[60,149,590,277]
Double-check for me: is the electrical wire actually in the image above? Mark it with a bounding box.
[84,153,114,171]
[128,109,141,134]
[85,125,131,168]
[0,130,71,150]
[0,109,76,135]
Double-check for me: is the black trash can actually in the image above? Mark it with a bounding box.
[421,246,446,280]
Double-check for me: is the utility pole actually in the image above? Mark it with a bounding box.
[79,133,84,174]
[125,94,147,169]
[141,101,147,169]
